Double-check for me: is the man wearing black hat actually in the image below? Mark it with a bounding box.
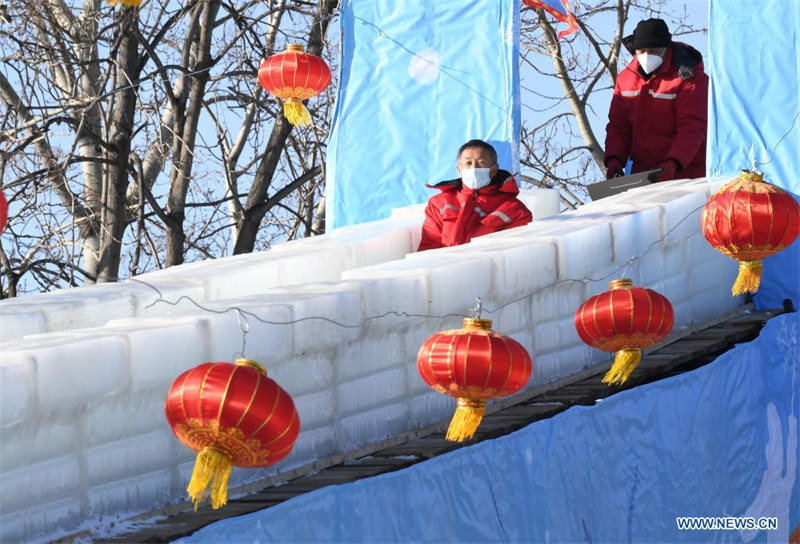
[604,18,708,182]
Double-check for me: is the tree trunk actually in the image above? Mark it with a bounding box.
[97,7,140,282]
[165,0,221,267]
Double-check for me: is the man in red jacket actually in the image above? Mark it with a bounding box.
[417,140,532,251]
[604,18,708,182]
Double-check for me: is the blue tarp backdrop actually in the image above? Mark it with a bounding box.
[707,0,800,310]
[181,313,800,543]
[326,0,520,229]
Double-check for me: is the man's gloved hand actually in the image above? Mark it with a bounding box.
[605,157,625,180]
[656,159,681,182]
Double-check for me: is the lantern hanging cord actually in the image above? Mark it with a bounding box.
[123,201,707,330]
[757,109,800,167]
[234,309,250,359]
[471,297,483,319]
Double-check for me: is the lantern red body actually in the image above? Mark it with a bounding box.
[165,359,299,509]
[574,279,673,385]
[702,170,800,295]
[417,318,532,441]
[0,190,7,233]
[257,44,331,126]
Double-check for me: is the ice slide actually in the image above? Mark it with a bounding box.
[0,177,744,542]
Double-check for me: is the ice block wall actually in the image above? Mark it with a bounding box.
[0,181,741,542]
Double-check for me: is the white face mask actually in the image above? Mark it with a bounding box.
[460,168,492,190]
[637,52,664,75]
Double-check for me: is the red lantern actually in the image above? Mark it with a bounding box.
[258,44,331,127]
[165,359,299,509]
[575,279,674,385]
[702,170,800,296]
[0,189,7,233]
[107,0,140,7]
[417,318,532,442]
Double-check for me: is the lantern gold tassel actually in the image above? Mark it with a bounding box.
[107,0,142,7]
[187,448,232,510]
[446,398,486,442]
[603,348,642,385]
[732,260,762,296]
[283,99,312,127]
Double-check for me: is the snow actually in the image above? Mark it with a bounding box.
[0,179,744,542]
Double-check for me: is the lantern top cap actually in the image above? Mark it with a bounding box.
[234,358,267,375]
[286,44,305,53]
[740,169,764,182]
[463,318,493,331]
[609,278,634,290]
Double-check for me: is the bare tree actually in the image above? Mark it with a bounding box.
[519,0,706,208]
[0,0,337,297]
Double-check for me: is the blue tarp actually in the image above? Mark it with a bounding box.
[707,0,800,310]
[326,0,520,229]
[181,312,800,543]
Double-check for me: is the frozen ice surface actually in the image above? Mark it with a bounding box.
[1,177,748,542]
[85,431,174,486]
[517,188,561,220]
[335,332,409,382]
[292,391,335,431]
[87,469,173,518]
[0,354,34,428]
[337,367,406,417]
[335,403,409,452]
[0,456,80,513]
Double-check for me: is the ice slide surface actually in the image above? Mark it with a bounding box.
[0,177,744,542]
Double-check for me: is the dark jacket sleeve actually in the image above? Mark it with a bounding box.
[665,72,709,170]
[417,200,444,251]
[604,82,633,165]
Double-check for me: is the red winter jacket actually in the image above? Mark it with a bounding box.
[417,170,532,251]
[604,43,708,180]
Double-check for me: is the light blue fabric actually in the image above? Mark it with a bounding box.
[326,0,520,229]
[707,0,800,309]
[180,312,800,543]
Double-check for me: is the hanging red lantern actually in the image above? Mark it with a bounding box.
[417,318,532,442]
[0,189,7,233]
[702,170,800,296]
[575,279,674,385]
[106,0,140,7]
[165,359,299,510]
[258,44,331,127]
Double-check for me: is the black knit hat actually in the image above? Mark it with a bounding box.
[632,18,672,49]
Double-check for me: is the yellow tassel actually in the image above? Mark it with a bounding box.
[283,99,312,127]
[603,348,642,385]
[187,449,232,510]
[107,0,142,6]
[445,398,486,442]
[731,260,762,296]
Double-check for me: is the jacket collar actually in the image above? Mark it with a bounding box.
[427,169,519,195]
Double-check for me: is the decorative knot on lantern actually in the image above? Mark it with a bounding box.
[165,359,300,510]
[702,170,800,296]
[417,317,532,442]
[258,44,331,127]
[575,279,674,386]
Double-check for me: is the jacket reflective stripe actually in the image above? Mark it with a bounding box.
[490,211,511,223]
[474,207,487,218]
[648,89,677,99]
[439,204,460,215]
[620,90,641,97]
